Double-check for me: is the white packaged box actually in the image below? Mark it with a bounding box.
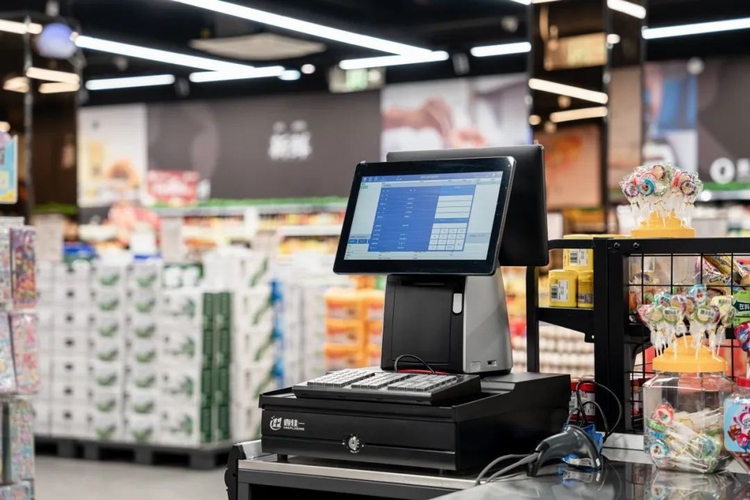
[53,285,93,307]
[50,378,89,404]
[126,338,159,366]
[160,288,204,325]
[52,354,89,380]
[127,314,158,341]
[122,414,160,444]
[231,405,262,441]
[160,367,210,407]
[90,336,125,364]
[89,387,124,414]
[234,324,276,366]
[159,405,209,447]
[128,261,162,291]
[231,360,277,402]
[94,288,126,314]
[233,286,273,329]
[94,264,127,289]
[124,387,160,416]
[54,309,94,331]
[128,289,158,316]
[34,399,52,436]
[88,359,124,389]
[159,329,205,367]
[93,313,125,340]
[50,403,89,438]
[52,331,89,356]
[88,412,123,442]
[125,364,159,390]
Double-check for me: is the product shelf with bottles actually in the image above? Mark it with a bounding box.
[526,236,750,434]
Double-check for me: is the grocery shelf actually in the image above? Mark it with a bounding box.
[276,225,342,238]
[151,200,347,217]
[538,307,594,342]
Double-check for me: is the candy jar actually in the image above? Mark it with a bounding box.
[643,342,735,473]
[724,377,750,473]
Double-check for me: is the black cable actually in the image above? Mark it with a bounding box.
[393,354,435,374]
[474,454,528,486]
[580,401,610,437]
[575,379,623,442]
[485,453,540,483]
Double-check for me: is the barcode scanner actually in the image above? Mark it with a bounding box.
[528,426,603,477]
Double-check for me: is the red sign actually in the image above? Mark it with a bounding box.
[146,170,199,206]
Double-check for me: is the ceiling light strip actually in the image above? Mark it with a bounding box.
[550,106,609,123]
[607,0,646,19]
[189,66,286,83]
[339,51,449,70]
[470,41,531,58]
[39,82,80,94]
[169,0,431,56]
[529,78,609,104]
[643,17,750,39]
[0,19,43,35]
[26,67,80,85]
[86,74,176,91]
[75,35,254,72]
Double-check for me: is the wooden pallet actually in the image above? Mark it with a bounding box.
[35,436,233,470]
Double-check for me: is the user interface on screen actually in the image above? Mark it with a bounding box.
[344,171,504,261]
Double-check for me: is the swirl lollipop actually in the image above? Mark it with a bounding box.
[710,295,735,356]
[693,304,721,358]
[640,304,666,355]
[670,294,689,346]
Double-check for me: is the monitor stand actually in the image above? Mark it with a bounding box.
[380,274,512,374]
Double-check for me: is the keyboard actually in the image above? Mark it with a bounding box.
[292,369,482,405]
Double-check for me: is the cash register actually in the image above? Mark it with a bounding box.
[259,147,570,472]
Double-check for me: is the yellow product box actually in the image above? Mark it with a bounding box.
[325,319,366,346]
[549,269,578,308]
[325,344,365,370]
[365,320,383,346]
[577,270,594,309]
[367,344,381,367]
[360,289,385,322]
[562,235,594,272]
[325,288,364,320]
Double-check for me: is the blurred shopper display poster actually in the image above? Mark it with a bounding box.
[644,57,750,194]
[643,61,698,174]
[697,58,750,192]
[145,170,200,206]
[78,104,147,207]
[534,124,601,209]
[0,135,18,204]
[608,67,643,201]
[381,74,529,159]
[147,91,380,199]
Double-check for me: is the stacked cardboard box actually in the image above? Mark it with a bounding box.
[324,289,384,370]
[204,249,276,441]
[39,260,94,439]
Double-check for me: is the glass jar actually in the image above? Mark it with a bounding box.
[643,343,735,473]
[724,377,750,473]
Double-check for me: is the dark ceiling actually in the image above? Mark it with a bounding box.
[3,0,750,105]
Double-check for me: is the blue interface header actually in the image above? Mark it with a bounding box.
[362,172,502,183]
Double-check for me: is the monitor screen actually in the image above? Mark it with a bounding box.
[333,158,514,275]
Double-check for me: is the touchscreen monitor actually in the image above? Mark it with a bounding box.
[333,157,514,275]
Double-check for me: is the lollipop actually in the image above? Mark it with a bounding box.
[640,304,667,355]
[710,295,735,355]
[693,304,721,358]
[669,294,689,346]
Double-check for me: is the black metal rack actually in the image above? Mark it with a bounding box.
[526,237,750,434]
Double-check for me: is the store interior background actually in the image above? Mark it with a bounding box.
[3,0,750,498]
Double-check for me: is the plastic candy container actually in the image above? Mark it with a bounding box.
[643,343,734,473]
[724,377,750,473]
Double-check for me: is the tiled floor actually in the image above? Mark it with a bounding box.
[35,456,226,500]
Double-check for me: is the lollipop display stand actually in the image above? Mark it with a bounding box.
[526,236,750,437]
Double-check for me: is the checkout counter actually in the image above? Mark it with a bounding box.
[226,436,750,500]
[224,149,749,499]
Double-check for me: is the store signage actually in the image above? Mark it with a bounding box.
[708,158,750,185]
[0,135,18,204]
[328,67,385,94]
[146,170,199,206]
[268,121,312,162]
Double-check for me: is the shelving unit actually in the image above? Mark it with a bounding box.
[526,237,750,434]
